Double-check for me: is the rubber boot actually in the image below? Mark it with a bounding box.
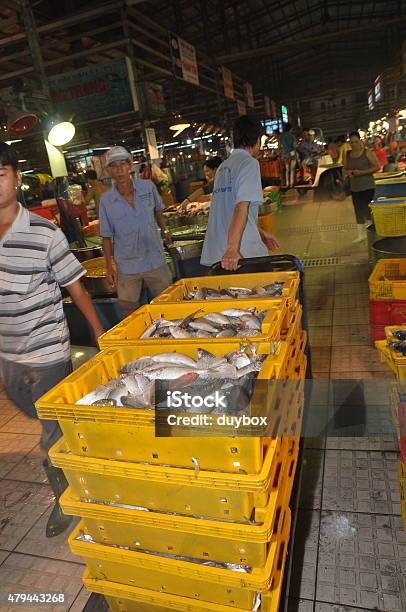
[43,458,73,537]
[352,224,366,244]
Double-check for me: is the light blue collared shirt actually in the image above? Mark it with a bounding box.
[99,179,166,274]
[200,149,267,267]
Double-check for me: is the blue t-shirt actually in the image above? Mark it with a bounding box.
[200,149,268,267]
[99,179,166,274]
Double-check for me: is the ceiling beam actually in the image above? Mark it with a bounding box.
[217,16,406,63]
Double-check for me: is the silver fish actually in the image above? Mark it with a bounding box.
[193,330,212,338]
[194,288,208,300]
[121,394,152,409]
[140,321,159,339]
[227,286,253,295]
[150,353,198,367]
[253,285,267,295]
[189,320,220,333]
[145,366,200,380]
[220,307,256,317]
[179,309,203,329]
[169,325,194,339]
[91,399,117,407]
[107,383,127,403]
[240,314,261,330]
[202,312,231,326]
[121,374,151,396]
[215,329,235,338]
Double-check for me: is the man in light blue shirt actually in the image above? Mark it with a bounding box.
[99,146,172,317]
[201,116,279,270]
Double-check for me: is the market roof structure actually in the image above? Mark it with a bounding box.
[0,0,405,164]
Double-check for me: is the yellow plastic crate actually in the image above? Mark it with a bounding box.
[50,437,284,522]
[376,340,406,380]
[37,343,290,473]
[99,299,286,349]
[70,510,291,610]
[60,439,297,568]
[84,568,284,612]
[280,302,302,344]
[153,271,300,305]
[370,201,406,237]
[369,260,406,301]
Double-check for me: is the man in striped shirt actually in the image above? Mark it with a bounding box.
[0,142,104,537]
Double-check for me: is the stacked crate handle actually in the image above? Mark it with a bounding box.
[208,254,309,612]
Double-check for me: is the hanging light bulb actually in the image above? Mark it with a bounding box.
[48,120,75,146]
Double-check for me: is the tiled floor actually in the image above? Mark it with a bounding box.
[281,196,405,612]
[0,195,404,611]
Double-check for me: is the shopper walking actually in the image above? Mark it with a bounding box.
[279,122,297,188]
[344,131,380,243]
[0,142,104,537]
[180,156,223,210]
[100,146,172,317]
[201,115,279,271]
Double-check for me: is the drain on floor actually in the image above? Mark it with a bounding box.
[302,254,369,267]
[303,257,340,267]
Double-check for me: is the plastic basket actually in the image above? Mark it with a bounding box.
[370,201,406,237]
[70,510,291,610]
[369,259,406,301]
[50,437,284,522]
[369,299,406,326]
[37,343,289,473]
[60,438,297,569]
[99,299,286,349]
[280,303,302,345]
[84,568,284,612]
[375,340,404,379]
[153,272,300,305]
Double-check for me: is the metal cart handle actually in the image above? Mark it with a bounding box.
[208,254,304,275]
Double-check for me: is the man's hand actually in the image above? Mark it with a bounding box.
[351,169,362,176]
[92,324,105,348]
[106,267,117,286]
[260,231,279,251]
[221,248,241,270]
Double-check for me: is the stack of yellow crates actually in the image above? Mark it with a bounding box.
[376,326,406,530]
[36,270,307,611]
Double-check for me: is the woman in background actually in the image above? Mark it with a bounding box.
[279,122,297,188]
[373,135,389,172]
[344,131,380,243]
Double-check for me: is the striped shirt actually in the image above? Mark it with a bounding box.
[0,204,85,366]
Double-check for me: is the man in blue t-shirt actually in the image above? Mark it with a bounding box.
[201,116,279,271]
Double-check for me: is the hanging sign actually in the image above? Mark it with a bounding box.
[244,82,254,108]
[222,67,234,99]
[237,100,246,116]
[264,96,271,117]
[170,33,199,86]
[143,82,166,116]
[48,57,139,120]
